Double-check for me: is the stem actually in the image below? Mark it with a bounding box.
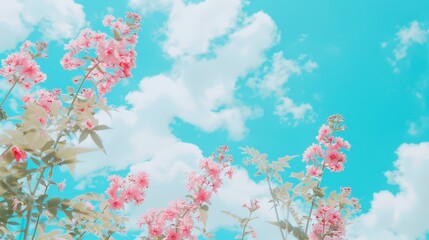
[68,62,100,116]
[22,205,32,240]
[304,198,316,234]
[0,79,18,108]
[27,63,100,239]
[175,207,191,233]
[241,211,253,240]
[266,177,286,240]
[30,167,53,240]
[285,205,290,240]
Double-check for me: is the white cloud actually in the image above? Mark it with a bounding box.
[407,117,429,136]
[303,60,318,73]
[248,51,317,123]
[347,142,429,239]
[128,0,174,15]
[250,51,302,97]
[275,97,314,124]
[0,0,86,53]
[388,21,428,73]
[163,0,243,57]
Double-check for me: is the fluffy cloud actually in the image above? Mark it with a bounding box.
[388,21,428,73]
[129,0,243,57]
[128,0,174,15]
[275,97,314,123]
[0,0,86,53]
[163,0,243,57]
[347,142,429,239]
[248,51,317,123]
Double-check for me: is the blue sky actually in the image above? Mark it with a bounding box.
[1,0,429,239]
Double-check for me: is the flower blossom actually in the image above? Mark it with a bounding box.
[11,146,27,162]
[310,204,346,240]
[60,13,141,101]
[0,41,48,90]
[138,146,233,239]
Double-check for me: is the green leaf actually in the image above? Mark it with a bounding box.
[313,186,324,197]
[40,140,54,152]
[113,29,123,41]
[92,125,111,131]
[66,87,74,94]
[89,131,104,151]
[0,108,7,121]
[199,205,209,228]
[78,129,90,144]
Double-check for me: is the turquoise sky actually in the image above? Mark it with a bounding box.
[1,0,429,239]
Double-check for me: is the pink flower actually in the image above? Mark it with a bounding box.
[194,188,211,204]
[85,202,94,211]
[12,199,20,211]
[85,120,94,130]
[303,143,323,162]
[134,171,149,188]
[11,146,27,162]
[57,180,66,191]
[81,88,94,99]
[166,227,181,240]
[316,124,331,142]
[97,39,121,66]
[250,227,257,239]
[108,198,124,210]
[306,165,322,177]
[103,15,115,26]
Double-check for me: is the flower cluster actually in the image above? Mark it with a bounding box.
[138,146,233,240]
[0,41,48,90]
[242,199,260,213]
[106,171,149,211]
[310,204,346,240]
[22,89,62,125]
[61,12,141,100]
[303,114,351,177]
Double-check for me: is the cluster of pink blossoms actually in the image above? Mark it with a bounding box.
[138,146,234,240]
[303,115,351,177]
[106,171,149,211]
[22,89,62,125]
[0,41,47,90]
[61,12,141,100]
[310,204,345,240]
